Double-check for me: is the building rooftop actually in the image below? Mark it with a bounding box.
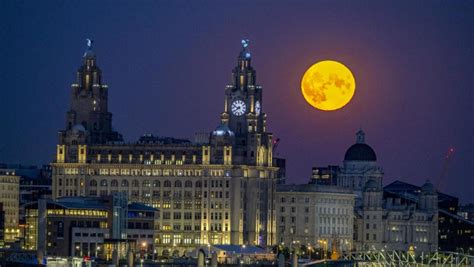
[24,196,158,212]
[128,202,158,212]
[276,183,353,194]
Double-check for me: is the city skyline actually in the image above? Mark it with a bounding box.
[1,1,472,203]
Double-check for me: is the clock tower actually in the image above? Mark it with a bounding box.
[219,40,273,166]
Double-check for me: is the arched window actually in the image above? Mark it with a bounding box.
[111,180,118,187]
[90,180,97,187]
[132,180,139,187]
[153,180,160,187]
[100,179,107,187]
[121,179,129,187]
[185,180,192,188]
[195,181,202,188]
[143,180,150,187]
[174,180,182,188]
[164,180,171,187]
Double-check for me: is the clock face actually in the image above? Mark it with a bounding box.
[231,100,246,116]
[255,101,261,115]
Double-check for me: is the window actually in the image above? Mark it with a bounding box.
[164,180,171,187]
[185,180,192,187]
[132,180,139,187]
[100,179,107,187]
[121,179,129,187]
[111,180,118,187]
[153,180,160,187]
[90,180,97,187]
[175,180,182,187]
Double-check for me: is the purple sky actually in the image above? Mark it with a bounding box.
[1,1,472,203]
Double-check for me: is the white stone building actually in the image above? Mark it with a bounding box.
[275,184,355,253]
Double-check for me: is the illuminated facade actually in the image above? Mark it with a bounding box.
[24,195,158,258]
[51,40,280,255]
[0,169,20,244]
[275,184,355,254]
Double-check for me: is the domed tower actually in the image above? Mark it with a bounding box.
[419,180,438,211]
[59,39,122,146]
[219,39,273,166]
[56,39,122,164]
[338,130,383,205]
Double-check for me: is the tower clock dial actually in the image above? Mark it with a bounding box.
[231,100,247,116]
[255,100,261,116]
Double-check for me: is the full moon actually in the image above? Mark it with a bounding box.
[301,60,356,111]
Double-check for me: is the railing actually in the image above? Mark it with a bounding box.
[340,250,473,266]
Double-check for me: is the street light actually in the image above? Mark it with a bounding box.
[142,242,148,260]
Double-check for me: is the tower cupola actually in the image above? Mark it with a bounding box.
[232,39,256,90]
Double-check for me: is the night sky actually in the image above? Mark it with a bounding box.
[1,1,472,203]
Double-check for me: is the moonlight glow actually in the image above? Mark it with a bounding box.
[301,60,356,111]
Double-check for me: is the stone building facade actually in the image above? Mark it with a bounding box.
[0,169,20,243]
[51,40,281,255]
[275,184,355,253]
[309,130,438,254]
[354,180,438,252]
[334,130,438,253]
[337,130,383,207]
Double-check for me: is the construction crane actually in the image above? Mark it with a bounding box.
[272,138,281,153]
[436,147,455,191]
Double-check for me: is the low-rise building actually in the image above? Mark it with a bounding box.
[275,184,355,254]
[24,194,158,259]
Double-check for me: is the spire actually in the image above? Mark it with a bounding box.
[232,39,256,89]
[356,129,365,144]
[238,39,252,69]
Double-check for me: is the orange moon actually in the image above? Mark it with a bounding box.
[301,60,356,111]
